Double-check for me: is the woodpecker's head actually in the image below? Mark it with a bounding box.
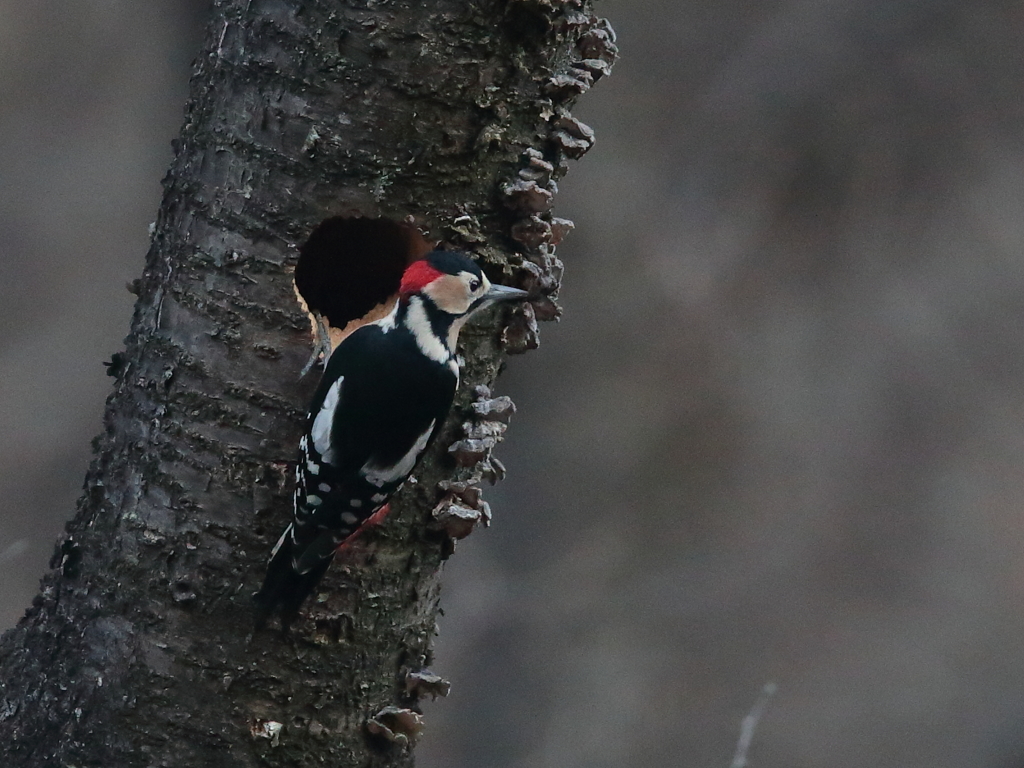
[399,251,528,318]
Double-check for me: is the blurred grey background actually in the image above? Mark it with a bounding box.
[4,2,1024,766]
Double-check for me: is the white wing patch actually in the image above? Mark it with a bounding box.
[361,419,436,488]
[311,376,343,463]
[404,297,450,364]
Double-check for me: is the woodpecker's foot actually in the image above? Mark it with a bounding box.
[300,312,333,377]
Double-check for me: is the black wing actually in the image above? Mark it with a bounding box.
[254,322,456,625]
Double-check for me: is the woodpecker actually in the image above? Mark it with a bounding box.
[254,250,529,627]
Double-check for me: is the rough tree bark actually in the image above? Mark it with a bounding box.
[0,1,615,766]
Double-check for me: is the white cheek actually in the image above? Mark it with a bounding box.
[425,277,473,315]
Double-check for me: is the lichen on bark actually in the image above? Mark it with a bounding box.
[0,1,616,765]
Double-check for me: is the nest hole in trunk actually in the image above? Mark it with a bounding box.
[294,216,434,350]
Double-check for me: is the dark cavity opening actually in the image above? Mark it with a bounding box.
[294,216,432,330]
[502,2,551,46]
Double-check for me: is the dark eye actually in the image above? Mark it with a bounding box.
[469,278,482,292]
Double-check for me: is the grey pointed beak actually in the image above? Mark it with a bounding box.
[484,284,530,302]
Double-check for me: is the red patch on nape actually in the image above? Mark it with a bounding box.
[400,260,445,295]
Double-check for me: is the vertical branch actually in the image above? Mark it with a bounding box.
[0,1,616,766]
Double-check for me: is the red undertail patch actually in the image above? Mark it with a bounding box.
[335,503,393,554]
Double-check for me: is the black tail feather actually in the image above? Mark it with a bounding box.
[252,530,332,630]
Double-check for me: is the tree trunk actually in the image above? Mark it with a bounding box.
[0,0,615,766]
